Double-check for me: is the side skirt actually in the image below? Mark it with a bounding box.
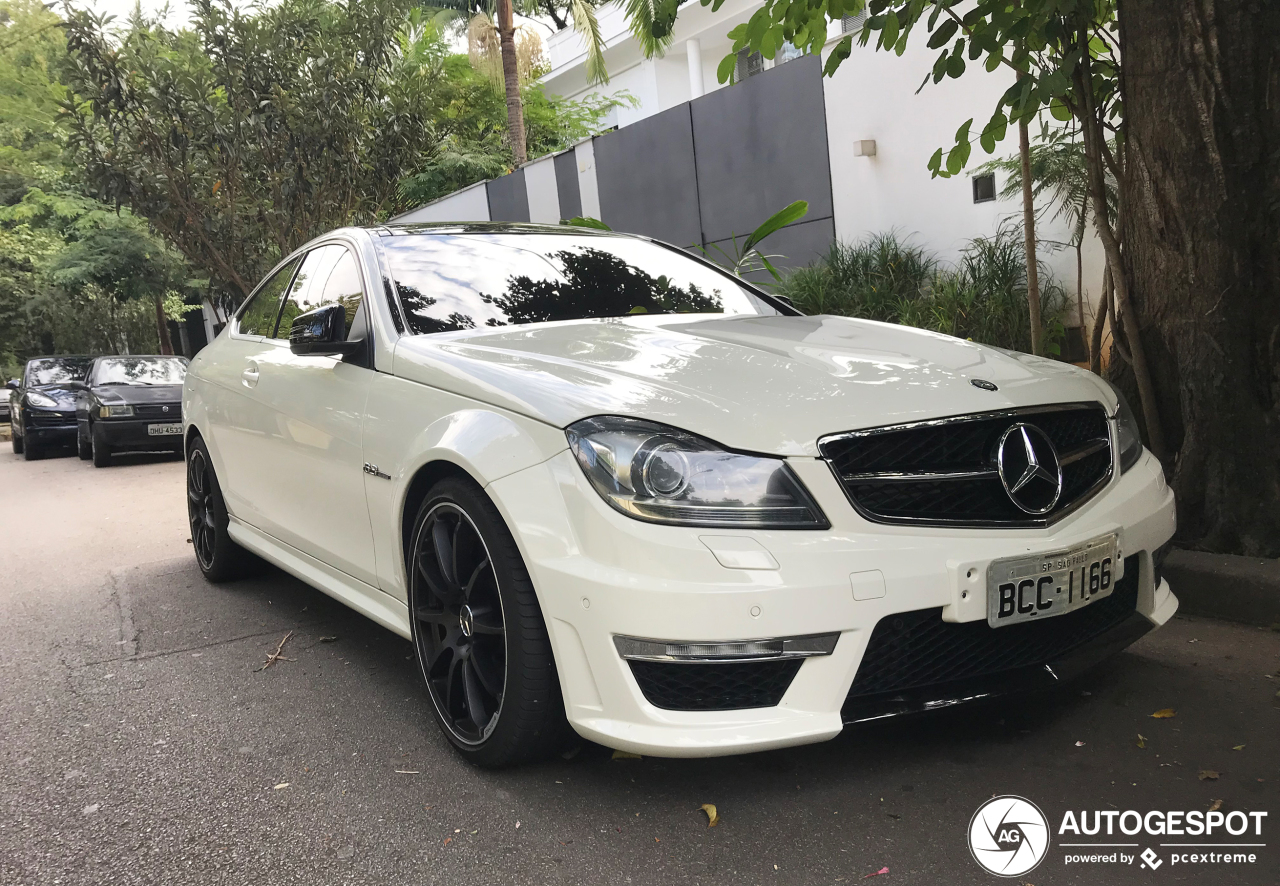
[227,517,411,639]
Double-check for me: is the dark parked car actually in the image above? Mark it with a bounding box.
[1,380,14,423]
[76,355,188,466]
[9,356,94,460]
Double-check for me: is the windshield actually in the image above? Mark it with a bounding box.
[381,232,784,335]
[25,357,93,386]
[93,357,188,385]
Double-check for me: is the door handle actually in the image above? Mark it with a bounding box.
[241,362,260,388]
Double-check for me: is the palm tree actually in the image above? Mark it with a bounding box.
[453,0,611,166]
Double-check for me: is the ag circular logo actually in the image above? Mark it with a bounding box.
[968,795,1050,877]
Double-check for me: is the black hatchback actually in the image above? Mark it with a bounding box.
[76,355,188,466]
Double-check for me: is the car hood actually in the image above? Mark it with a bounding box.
[27,384,81,408]
[392,314,1115,457]
[92,383,184,406]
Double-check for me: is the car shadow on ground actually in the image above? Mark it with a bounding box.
[157,556,1137,784]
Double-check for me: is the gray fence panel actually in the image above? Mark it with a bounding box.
[553,150,582,220]
[486,168,530,222]
[593,105,702,248]
[690,55,834,246]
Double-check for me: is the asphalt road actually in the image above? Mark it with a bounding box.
[1,442,1277,886]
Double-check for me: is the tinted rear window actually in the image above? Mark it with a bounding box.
[380,233,782,336]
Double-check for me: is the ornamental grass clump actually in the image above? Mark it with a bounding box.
[778,228,1066,356]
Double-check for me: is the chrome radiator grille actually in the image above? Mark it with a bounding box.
[818,404,1113,527]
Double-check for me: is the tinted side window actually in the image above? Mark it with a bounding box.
[277,245,365,339]
[238,258,300,336]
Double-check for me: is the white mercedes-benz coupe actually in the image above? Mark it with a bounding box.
[183,223,1178,766]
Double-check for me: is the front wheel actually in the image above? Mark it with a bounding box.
[11,428,23,455]
[91,424,112,467]
[186,436,258,582]
[77,424,92,460]
[408,477,567,767]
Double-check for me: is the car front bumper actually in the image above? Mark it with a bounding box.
[24,410,77,442]
[96,418,184,449]
[488,446,1178,758]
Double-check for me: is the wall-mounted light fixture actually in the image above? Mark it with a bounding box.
[853,139,877,157]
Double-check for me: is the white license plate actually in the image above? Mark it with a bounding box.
[987,534,1120,627]
[147,423,183,436]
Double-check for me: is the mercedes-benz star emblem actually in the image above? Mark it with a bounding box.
[459,604,475,638]
[162,405,170,413]
[996,423,1063,515]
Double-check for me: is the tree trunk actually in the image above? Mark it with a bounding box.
[1118,0,1280,557]
[1075,42,1168,460]
[1019,118,1043,356]
[1090,264,1113,376]
[154,295,174,355]
[496,0,528,166]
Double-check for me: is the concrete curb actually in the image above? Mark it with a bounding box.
[1163,550,1280,628]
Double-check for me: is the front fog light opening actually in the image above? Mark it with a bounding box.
[614,632,839,663]
[566,416,829,529]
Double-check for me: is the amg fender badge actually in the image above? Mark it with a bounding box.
[363,462,391,480]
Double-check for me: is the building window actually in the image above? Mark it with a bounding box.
[735,48,764,82]
[842,11,868,33]
[972,172,996,203]
[777,40,804,65]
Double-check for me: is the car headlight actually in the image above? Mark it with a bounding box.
[566,416,829,529]
[99,405,134,418]
[26,391,58,408]
[1104,381,1144,473]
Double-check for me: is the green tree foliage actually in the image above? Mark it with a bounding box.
[59,0,622,306]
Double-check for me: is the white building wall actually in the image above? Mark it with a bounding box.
[574,139,602,218]
[394,181,490,223]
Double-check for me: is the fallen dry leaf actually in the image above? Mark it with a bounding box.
[273,783,289,790]
[611,750,642,760]
[1209,799,1223,812]
[701,804,719,827]
[1232,744,1245,751]
[1137,734,1147,749]
[863,867,889,879]
[1150,708,1177,719]
[1198,770,1220,781]
[443,837,452,847]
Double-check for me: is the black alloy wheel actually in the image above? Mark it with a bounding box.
[414,502,507,745]
[185,436,257,582]
[188,446,218,572]
[408,478,567,767]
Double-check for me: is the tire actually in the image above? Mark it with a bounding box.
[408,477,568,767]
[186,436,259,582]
[22,432,40,461]
[11,429,23,455]
[91,424,112,467]
[77,424,92,460]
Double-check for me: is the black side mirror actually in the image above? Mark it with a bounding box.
[289,304,362,357]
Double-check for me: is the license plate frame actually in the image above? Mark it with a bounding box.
[147,422,183,436]
[987,534,1120,628]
